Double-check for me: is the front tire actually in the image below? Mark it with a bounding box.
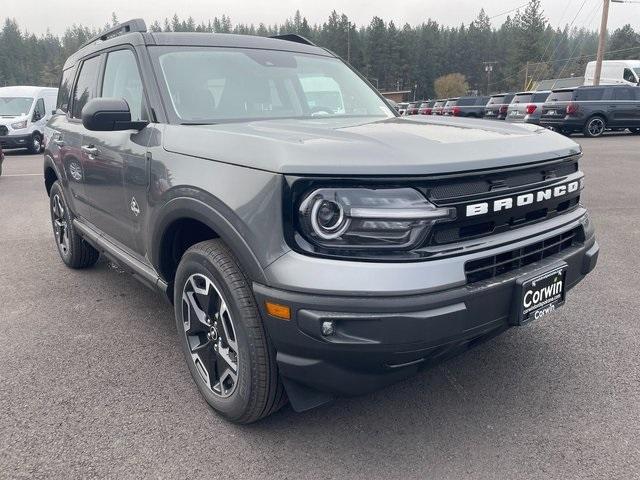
[49,181,100,268]
[583,116,606,138]
[174,239,285,423]
[629,127,640,135]
[28,133,42,154]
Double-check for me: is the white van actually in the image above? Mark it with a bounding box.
[584,60,640,86]
[0,86,58,153]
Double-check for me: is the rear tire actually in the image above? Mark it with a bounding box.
[27,133,42,154]
[583,116,606,138]
[629,128,640,135]
[174,239,286,423]
[49,181,100,268]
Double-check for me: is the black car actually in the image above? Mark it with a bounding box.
[539,85,640,137]
[484,93,516,120]
[447,96,491,118]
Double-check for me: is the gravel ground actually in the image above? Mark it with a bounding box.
[0,134,638,479]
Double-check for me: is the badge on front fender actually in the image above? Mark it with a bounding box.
[512,262,568,325]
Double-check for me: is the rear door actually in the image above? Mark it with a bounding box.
[80,47,152,251]
[610,87,637,126]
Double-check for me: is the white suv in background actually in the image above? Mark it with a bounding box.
[0,86,58,153]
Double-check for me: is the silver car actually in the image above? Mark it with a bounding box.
[506,91,551,125]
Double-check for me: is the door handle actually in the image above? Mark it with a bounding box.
[81,145,99,157]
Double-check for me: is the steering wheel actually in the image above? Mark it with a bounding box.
[309,106,335,116]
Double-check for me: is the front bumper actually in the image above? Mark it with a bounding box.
[0,134,31,149]
[253,213,598,408]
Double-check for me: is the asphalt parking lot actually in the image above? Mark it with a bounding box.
[1,134,639,480]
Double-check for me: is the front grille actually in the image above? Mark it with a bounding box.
[464,227,582,284]
[0,126,7,136]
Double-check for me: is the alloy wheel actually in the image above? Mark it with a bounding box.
[51,194,70,256]
[587,118,605,137]
[181,273,239,398]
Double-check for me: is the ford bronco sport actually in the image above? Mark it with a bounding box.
[44,20,599,423]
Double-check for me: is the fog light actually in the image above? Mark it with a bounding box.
[321,321,335,336]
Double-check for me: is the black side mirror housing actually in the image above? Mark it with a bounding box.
[82,98,148,131]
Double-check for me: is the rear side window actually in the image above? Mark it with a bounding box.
[574,88,604,101]
[102,49,147,121]
[612,87,635,101]
[503,94,515,103]
[532,92,550,103]
[56,67,76,113]
[71,56,101,119]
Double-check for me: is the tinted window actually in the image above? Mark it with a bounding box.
[457,97,475,106]
[612,87,635,101]
[33,98,45,120]
[487,95,505,105]
[503,94,515,103]
[532,92,550,103]
[102,49,147,121]
[547,90,574,102]
[72,56,101,118]
[575,88,604,101]
[153,47,393,122]
[623,68,637,83]
[56,67,75,113]
[475,96,490,105]
[512,93,533,104]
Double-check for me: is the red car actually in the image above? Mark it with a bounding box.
[418,100,436,115]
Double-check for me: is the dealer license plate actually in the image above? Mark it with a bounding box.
[514,263,567,325]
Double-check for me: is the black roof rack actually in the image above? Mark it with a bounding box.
[80,18,147,49]
[270,33,316,47]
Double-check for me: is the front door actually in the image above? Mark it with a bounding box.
[80,48,151,251]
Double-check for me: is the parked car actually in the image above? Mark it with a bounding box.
[45,19,598,423]
[397,102,409,115]
[431,99,447,115]
[484,93,515,120]
[584,60,640,86]
[418,100,435,115]
[447,96,490,118]
[506,91,551,125]
[539,85,640,137]
[0,86,58,152]
[442,98,459,116]
[0,144,4,176]
[405,101,423,115]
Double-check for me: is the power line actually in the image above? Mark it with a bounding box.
[488,2,530,20]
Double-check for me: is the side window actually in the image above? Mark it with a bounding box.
[56,67,76,113]
[71,56,101,118]
[33,98,45,121]
[613,88,634,101]
[102,49,147,121]
[575,88,604,101]
[623,68,636,84]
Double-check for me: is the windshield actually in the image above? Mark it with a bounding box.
[150,46,394,123]
[0,97,34,116]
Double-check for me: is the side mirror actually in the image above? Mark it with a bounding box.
[51,110,56,116]
[81,98,148,131]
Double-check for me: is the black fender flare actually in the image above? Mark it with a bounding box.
[43,153,65,194]
[149,195,267,285]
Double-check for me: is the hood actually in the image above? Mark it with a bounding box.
[0,115,27,125]
[163,116,581,176]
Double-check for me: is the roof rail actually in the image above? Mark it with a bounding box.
[270,33,316,47]
[80,18,147,49]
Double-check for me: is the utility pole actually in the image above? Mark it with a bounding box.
[594,0,610,86]
[346,21,351,63]
[524,62,530,90]
[483,61,497,95]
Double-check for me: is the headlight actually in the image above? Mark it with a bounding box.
[297,187,455,251]
[11,120,27,130]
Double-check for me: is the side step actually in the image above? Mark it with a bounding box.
[73,219,168,295]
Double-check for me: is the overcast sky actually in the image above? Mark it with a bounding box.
[2,0,639,36]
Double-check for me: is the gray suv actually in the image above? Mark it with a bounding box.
[44,20,599,423]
